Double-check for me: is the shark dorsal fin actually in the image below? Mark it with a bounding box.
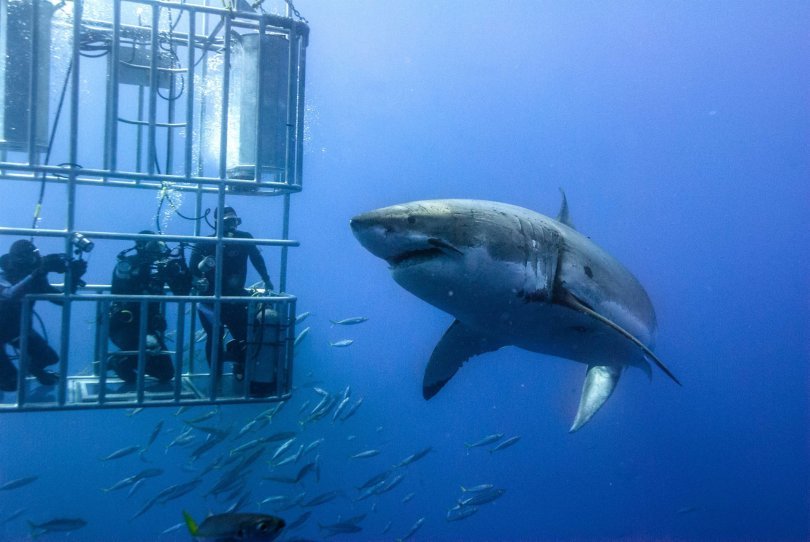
[556,188,575,229]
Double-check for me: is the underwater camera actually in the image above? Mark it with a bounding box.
[70,232,95,254]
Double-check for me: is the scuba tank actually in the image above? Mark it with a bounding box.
[246,303,282,397]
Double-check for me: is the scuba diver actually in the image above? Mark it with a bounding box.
[108,232,191,383]
[0,239,87,391]
[189,206,273,379]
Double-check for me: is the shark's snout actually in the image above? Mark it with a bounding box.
[350,207,458,268]
[349,212,374,234]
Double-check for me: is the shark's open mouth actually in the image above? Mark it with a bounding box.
[387,237,463,268]
[388,247,445,268]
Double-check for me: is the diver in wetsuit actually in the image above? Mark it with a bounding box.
[108,232,190,383]
[0,239,87,391]
[189,207,272,378]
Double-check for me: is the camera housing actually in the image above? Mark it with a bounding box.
[71,233,94,254]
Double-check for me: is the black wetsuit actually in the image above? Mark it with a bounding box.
[189,230,271,367]
[0,269,60,391]
[108,251,190,383]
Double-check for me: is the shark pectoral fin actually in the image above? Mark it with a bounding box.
[423,320,501,400]
[561,292,681,386]
[570,364,622,432]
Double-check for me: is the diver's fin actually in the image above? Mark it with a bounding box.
[556,188,575,229]
[570,364,622,432]
[562,292,681,386]
[182,510,198,536]
[423,320,502,399]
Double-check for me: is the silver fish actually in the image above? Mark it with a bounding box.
[161,522,185,535]
[332,396,351,422]
[340,397,363,421]
[489,435,521,453]
[303,438,325,456]
[0,476,38,491]
[329,317,368,325]
[295,311,311,323]
[398,517,425,541]
[394,446,432,468]
[27,518,87,537]
[237,419,259,438]
[358,469,392,491]
[260,495,291,505]
[350,449,380,459]
[460,483,494,493]
[297,400,311,414]
[271,445,304,468]
[274,492,306,512]
[464,433,504,448]
[319,521,362,536]
[127,478,146,498]
[261,431,298,443]
[165,428,196,451]
[447,505,479,522]
[99,445,142,461]
[301,396,336,425]
[187,423,231,439]
[459,488,506,506]
[301,490,341,507]
[286,511,311,530]
[294,326,311,346]
[270,438,297,463]
[1,508,26,524]
[183,409,218,424]
[144,420,164,449]
[374,474,404,495]
[329,339,354,347]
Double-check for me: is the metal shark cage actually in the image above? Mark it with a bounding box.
[0,0,309,411]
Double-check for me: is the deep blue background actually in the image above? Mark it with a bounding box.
[1,1,808,540]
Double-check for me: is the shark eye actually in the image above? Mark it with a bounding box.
[407,215,416,224]
[257,521,270,531]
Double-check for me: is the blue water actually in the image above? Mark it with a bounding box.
[1,1,808,541]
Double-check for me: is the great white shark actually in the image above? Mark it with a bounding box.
[350,194,679,432]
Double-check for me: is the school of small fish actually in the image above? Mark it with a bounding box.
[0,311,527,540]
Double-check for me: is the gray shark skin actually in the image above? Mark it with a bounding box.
[350,195,679,432]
